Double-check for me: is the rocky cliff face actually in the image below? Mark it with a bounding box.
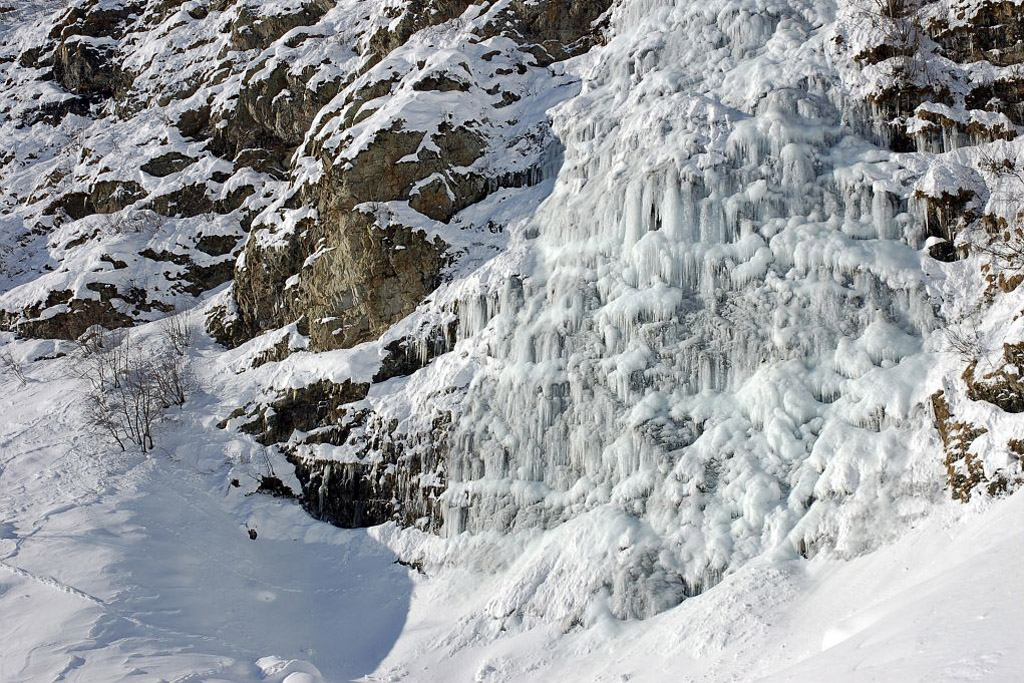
[220,0,611,352]
[0,0,607,341]
[2,0,1023,627]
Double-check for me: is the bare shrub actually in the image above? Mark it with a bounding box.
[975,151,1024,284]
[852,0,929,87]
[79,319,195,453]
[76,324,121,355]
[81,335,160,452]
[978,149,1024,204]
[944,322,985,363]
[98,209,160,238]
[872,0,909,20]
[0,347,27,387]
[977,224,1024,273]
[854,0,923,40]
[162,314,194,358]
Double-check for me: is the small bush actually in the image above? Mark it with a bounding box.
[79,318,195,453]
[976,152,1024,292]
[0,347,28,387]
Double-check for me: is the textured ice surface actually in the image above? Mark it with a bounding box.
[357,0,966,622]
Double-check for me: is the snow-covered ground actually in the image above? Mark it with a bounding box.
[0,334,412,682]
[373,489,1024,683]
[1,330,1021,682]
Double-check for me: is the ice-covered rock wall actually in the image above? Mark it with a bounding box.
[401,0,947,620]
[232,0,1023,626]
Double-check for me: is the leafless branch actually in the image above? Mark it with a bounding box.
[0,347,28,387]
[77,322,195,453]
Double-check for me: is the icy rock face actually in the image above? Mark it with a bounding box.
[831,0,1024,156]
[178,0,609,526]
[358,0,1023,625]
[830,0,1024,513]
[424,0,947,619]
[335,0,1024,625]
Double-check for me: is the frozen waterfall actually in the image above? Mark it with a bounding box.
[432,0,944,620]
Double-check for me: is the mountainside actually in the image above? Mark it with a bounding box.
[1,0,1023,680]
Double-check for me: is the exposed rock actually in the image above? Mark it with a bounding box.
[1,289,135,340]
[963,342,1024,414]
[363,0,475,64]
[235,209,447,351]
[255,475,296,498]
[233,378,370,445]
[141,152,195,177]
[927,238,957,262]
[965,75,1024,127]
[229,116,470,350]
[196,233,241,257]
[146,184,215,217]
[52,37,123,99]
[931,390,995,502]
[210,60,344,173]
[49,0,140,99]
[914,187,976,245]
[930,0,1024,67]
[227,0,334,53]
[45,180,147,219]
[89,179,147,214]
[477,0,611,64]
[289,412,449,529]
[175,105,212,140]
[867,82,953,152]
[372,321,458,383]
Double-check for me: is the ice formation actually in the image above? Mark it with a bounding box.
[354,0,1009,623]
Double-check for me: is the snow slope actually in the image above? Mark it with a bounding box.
[0,333,412,682]
[369,488,1024,683]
